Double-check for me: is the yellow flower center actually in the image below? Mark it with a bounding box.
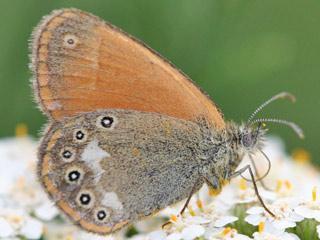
[15,124,28,137]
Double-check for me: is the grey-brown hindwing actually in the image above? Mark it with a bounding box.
[37,109,211,233]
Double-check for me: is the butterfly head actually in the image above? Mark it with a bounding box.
[235,92,305,159]
[239,122,266,153]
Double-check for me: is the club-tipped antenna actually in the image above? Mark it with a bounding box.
[246,92,295,127]
[248,118,304,139]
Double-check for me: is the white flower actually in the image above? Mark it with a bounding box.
[206,227,252,240]
[161,214,206,239]
[34,201,59,221]
[150,230,167,240]
[294,186,320,221]
[0,208,43,239]
[187,200,238,228]
[43,223,119,240]
[181,225,206,240]
[218,178,276,206]
[214,178,257,205]
[245,199,303,230]
[129,234,150,240]
[295,205,320,221]
[162,224,205,240]
[0,217,14,237]
[253,231,300,240]
[0,137,37,195]
[20,217,43,239]
[252,221,301,240]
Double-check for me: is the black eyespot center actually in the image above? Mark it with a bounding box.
[67,38,74,45]
[80,193,91,205]
[68,170,80,182]
[76,130,85,140]
[101,116,113,128]
[97,210,107,220]
[63,150,72,159]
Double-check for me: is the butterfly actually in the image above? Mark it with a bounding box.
[30,8,303,234]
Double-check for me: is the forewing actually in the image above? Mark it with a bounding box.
[31,8,224,129]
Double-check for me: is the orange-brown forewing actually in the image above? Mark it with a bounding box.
[30,9,224,129]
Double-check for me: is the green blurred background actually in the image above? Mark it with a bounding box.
[0,0,319,163]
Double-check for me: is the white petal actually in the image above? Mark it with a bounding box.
[246,207,264,214]
[260,189,277,201]
[284,233,301,240]
[317,225,320,238]
[150,230,167,240]
[181,225,205,240]
[263,221,285,235]
[287,212,304,222]
[0,178,14,194]
[0,217,13,237]
[245,214,266,225]
[253,231,299,240]
[20,217,43,239]
[232,233,253,240]
[77,231,115,240]
[34,202,59,221]
[294,205,313,218]
[214,216,238,227]
[186,216,211,224]
[167,232,182,240]
[277,232,301,240]
[130,234,150,240]
[312,210,320,221]
[204,226,223,239]
[273,219,296,229]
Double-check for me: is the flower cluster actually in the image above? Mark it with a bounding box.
[0,125,318,240]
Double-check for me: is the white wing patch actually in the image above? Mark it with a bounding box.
[81,139,110,183]
[101,192,123,211]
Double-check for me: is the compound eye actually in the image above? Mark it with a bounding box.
[242,134,253,148]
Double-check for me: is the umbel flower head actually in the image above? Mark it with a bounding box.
[0,124,318,240]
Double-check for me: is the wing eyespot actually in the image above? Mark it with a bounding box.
[73,128,88,143]
[76,190,95,208]
[96,115,117,130]
[60,147,76,162]
[65,166,84,184]
[94,207,110,223]
[63,34,80,49]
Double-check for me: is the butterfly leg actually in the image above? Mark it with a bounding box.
[248,154,270,190]
[162,175,205,229]
[229,165,275,217]
[179,175,204,216]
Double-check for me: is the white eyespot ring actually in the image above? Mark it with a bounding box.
[65,166,84,185]
[60,147,76,162]
[96,115,117,130]
[76,189,95,208]
[94,206,110,223]
[63,34,79,48]
[73,128,88,143]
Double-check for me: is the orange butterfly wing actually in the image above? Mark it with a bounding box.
[31,9,224,129]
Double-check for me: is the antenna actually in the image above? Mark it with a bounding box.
[245,92,304,139]
[246,92,295,127]
[248,118,304,139]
